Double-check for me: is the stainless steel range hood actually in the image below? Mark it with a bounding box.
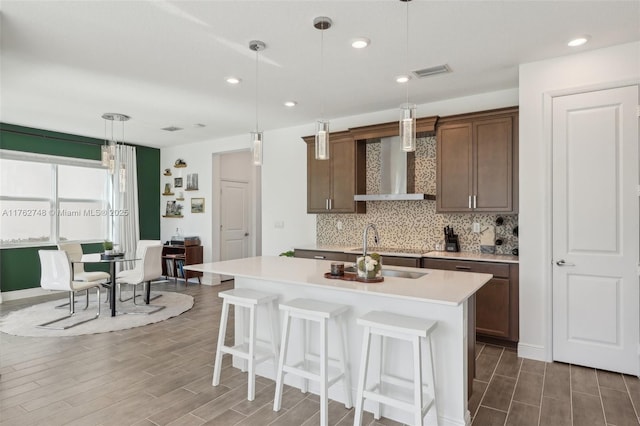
[354,136,435,201]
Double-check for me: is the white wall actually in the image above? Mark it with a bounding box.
[518,41,640,361]
[161,88,519,262]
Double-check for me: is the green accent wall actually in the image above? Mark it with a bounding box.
[0,123,160,292]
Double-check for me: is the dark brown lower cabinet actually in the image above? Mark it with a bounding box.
[422,258,519,343]
[293,249,347,261]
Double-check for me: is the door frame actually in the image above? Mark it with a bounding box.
[211,150,261,267]
[541,79,639,362]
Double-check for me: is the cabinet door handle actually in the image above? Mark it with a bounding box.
[329,199,332,210]
[314,255,326,259]
[473,195,477,209]
[325,199,329,210]
[455,265,471,270]
[468,196,472,209]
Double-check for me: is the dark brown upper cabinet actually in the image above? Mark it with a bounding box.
[303,131,366,214]
[436,107,518,213]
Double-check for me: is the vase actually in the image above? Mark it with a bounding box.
[356,254,382,280]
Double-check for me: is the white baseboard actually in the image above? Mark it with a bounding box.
[1,287,51,303]
[518,342,550,362]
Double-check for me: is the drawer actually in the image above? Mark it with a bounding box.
[422,258,510,278]
[294,249,347,261]
[343,254,421,268]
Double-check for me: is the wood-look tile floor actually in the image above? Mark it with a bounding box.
[470,343,640,426]
[0,281,638,426]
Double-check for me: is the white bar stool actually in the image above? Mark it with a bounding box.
[212,288,280,401]
[273,298,353,426]
[354,311,438,426]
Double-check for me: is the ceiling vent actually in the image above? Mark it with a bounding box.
[413,64,451,79]
[162,126,183,132]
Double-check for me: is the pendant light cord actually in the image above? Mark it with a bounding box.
[320,26,325,120]
[255,48,259,132]
[405,0,410,105]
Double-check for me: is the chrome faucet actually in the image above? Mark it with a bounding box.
[362,223,380,258]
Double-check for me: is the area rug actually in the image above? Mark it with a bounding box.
[0,291,194,337]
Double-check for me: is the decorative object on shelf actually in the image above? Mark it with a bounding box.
[162,183,174,195]
[249,40,266,166]
[176,191,184,201]
[174,177,183,188]
[101,112,131,192]
[163,168,172,176]
[356,253,382,280]
[174,159,187,168]
[186,173,199,190]
[191,197,204,213]
[495,216,504,226]
[314,16,332,160]
[165,200,183,217]
[398,0,416,152]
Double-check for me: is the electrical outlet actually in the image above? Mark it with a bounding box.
[472,222,481,233]
[336,221,343,230]
[274,220,284,229]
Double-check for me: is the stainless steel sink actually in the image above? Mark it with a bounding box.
[380,269,427,279]
[343,266,426,279]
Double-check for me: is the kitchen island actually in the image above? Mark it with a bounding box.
[186,256,491,426]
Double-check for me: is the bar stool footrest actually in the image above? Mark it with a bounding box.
[220,343,273,363]
[363,389,434,417]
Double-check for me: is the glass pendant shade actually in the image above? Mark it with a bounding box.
[119,163,126,193]
[315,120,330,160]
[400,103,417,152]
[251,131,263,165]
[101,145,110,167]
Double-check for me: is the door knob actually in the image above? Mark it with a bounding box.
[244,232,249,237]
[556,259,575,266]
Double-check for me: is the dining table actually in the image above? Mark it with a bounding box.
[76,254,139,317]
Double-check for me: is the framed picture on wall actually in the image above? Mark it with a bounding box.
[186,173,199,190]
[191,198,204,213]
[174,177,183,188]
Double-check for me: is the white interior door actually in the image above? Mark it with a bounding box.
[220,180,250,261]
[552,85,639,375]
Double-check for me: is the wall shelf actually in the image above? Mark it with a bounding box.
[162,215,183,218]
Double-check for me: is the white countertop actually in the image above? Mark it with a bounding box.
[295,244,518,263]
[186,256,492,306]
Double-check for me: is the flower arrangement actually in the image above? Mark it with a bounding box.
[356,253,382,280]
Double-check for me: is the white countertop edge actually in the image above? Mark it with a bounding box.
[186,256,492,306]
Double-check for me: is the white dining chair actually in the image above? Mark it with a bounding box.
[55,243,110,309]
[116,243,164,314]
[116,240,162,302]
[38,250,105,329]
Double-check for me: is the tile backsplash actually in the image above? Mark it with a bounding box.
[317,136,519,254]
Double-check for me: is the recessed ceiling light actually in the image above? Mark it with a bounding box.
[284,101,297,107]
[226,77,241,84]
[568,36,590,47]
[351,37,370,49]
[395,75,411,83]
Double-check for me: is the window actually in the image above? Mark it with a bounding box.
[0,151,110,247]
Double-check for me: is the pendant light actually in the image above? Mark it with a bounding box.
[101,112,130,193]
[314,16,332,160]
[249,40,266,166]
[399,0,416,152]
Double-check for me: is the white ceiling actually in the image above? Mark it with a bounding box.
[1,1,638,149]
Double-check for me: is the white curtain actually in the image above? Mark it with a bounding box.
[112,145,139,263]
